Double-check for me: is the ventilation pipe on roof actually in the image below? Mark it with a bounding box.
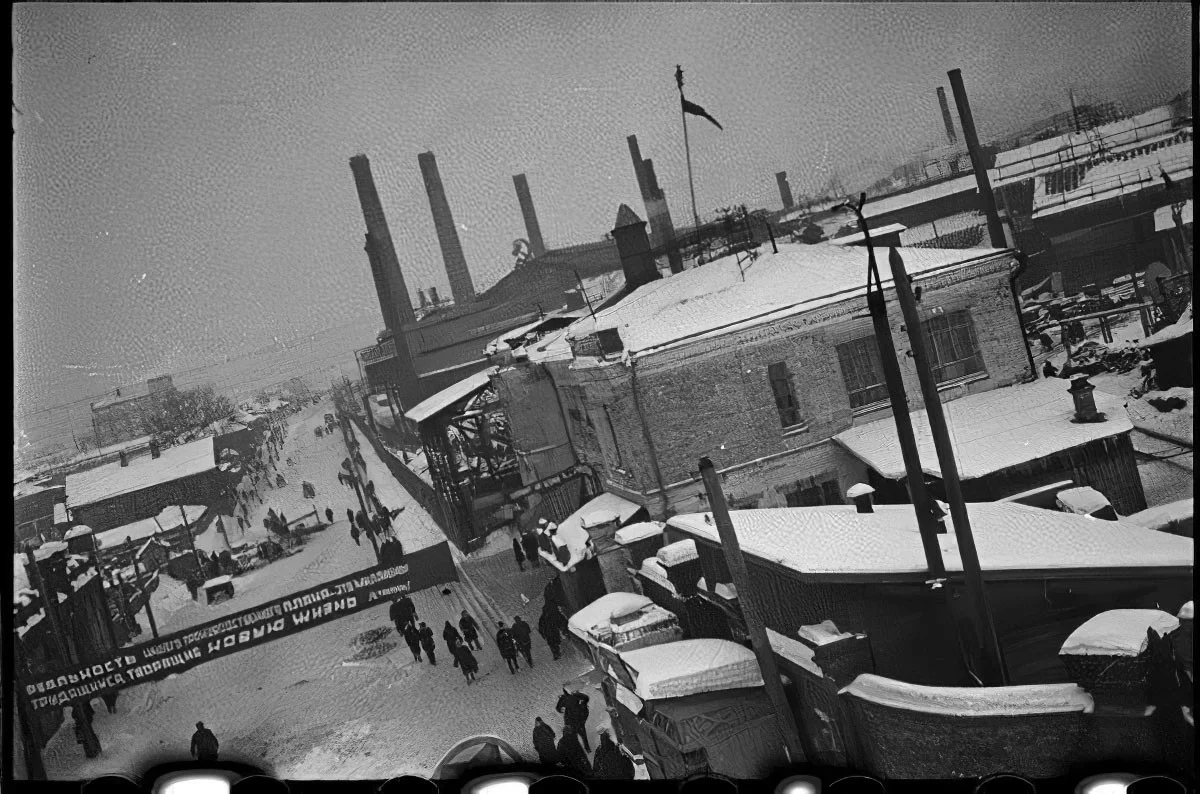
[150,441,161,459]
[119,451,129,467]
[846,483,875,514]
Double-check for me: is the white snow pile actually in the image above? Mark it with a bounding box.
[1143,301,1193,346]
[840,673,1095,716]
[713,582,738,601]
[797,620,855,647]
[657,539,698,566]
[568,593,653,641]
[767,628,823,678]
[638,557,676,593]
[619,639,764,700]
[1179,601,1193,621]
[1060,609,1181,657]
[1055,486,1111,515]
[614,522,663,546]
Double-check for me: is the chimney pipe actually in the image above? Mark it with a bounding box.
[119,451,129,467]
[936,87,958,144]
[429,286,440,305]
[846,483,875,514]
[776,171,795,209]
[418,151,476,305]
[150,441,160,459]
[1068,375,1102,423]
[513,173,547,258]
[947,69,1006,250]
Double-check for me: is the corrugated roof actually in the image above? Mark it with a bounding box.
[404,369,494,424]
[834,378,1132,481]
[66,436,216,508]
[667,501,1193,579]
[570,243,1011,357]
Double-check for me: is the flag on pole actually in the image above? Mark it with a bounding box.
[682,98,723,130]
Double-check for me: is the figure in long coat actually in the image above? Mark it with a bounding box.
[418,622,437,665]
[496,622,520,674]
[556,731,592,776]
[442,621,463,657]
[520,531,540,568]
[453,642,479,684]
[402,622,422,662]
[592,729,634,779]
[459,609,482,651]
[511,615,534,667]
[538,608,562,660]
[557,690,591,751]
[512,537,526,571]
[532,717,558,767]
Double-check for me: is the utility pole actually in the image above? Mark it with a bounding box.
[948,69,1007,250]
[24,549,101,757]
[699,458,805,763]
[130,555,159,639]
[889,247,1008,686]
[178,504,202,570]
[837,195,948,583]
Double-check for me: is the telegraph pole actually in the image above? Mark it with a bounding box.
[889,247,1008,685]
[699,458,805,763]
[130,555,159,640]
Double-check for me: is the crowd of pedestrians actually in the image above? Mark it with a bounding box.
[530,690,634,779]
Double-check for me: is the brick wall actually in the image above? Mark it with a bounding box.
[565,257,1028,517]
[492,364,577,485]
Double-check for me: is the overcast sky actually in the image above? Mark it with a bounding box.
[13,3,1192,416]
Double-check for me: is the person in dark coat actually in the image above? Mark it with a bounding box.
[418,622,437,665]
[191,721,219,762]
[592,728,633,779]
[101,691,119,714]
[512,537,526,571]
[496,621,520,673]
[350,525,361,546]
[532,717,558,767]
[520,530,540,568]
[396,594,417,628]
[557,690,591,751]
[325,507,334,524]
[347,508,356,525]
[442,621,463,657]
[511,615,534,668]
[459,609,482,651]
[453,641,479,684]
[389,598,411,634]
[538,608,562,660]
[556,731,592,776]
[402,622,423,662]
[1042,359,1059,379]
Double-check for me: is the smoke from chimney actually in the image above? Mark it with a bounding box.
[937,86,958,144]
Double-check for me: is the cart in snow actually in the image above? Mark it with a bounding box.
[202,575,235,605]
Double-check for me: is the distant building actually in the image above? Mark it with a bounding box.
[13,481,66,549]
[65,436,221,532]
[89,375,174,447]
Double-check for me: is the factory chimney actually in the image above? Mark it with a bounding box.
[349,155,417,332]
[937,87,958,144]
[512,174,547,259]
[776,171,795,209]
[418,151,476,305]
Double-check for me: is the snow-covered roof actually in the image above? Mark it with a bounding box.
[829,223,907,246]
[94,505,208,549]
[657,539,699,566]
[484,309,588,356]
[14,554,31,596]
[34,541,68,560]
[1032,144,1191,220]
[667,501,1193,580]
[797,620,856,647]
[568,593,653,641]
[63,526,94,540]
[1180,602,1194,621]
[840,673,1094,716]
[1154,199,1192,232]
[860,175,979,220]
[1059,609,1181,657]
[567,244,1012,358]
[405,369,494,424]
[1124,499,1194,532]
[834,378,1133,481]
[203,575,233,588]
[540,492,645,571]
[14,480,51,500]
[767,628,822,677]
[638,558,676,593]
[54,503,69,525]
[614,522,663,546]
[66,436,216,509]
[619,639,764,700]
[582,492,644,525]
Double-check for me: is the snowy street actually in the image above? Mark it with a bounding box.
[41,400,600,780]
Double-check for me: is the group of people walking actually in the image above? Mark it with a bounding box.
[531,691,634,779]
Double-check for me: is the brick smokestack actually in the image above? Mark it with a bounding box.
[512,173,546,259]
[418,151,476,305]
[776,171,794,209]
[937,86,958,145]
[349,155,417,332]
[628,134,683,275]
[612,204,661,290]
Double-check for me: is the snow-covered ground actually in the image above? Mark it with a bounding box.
[39,399,601,781]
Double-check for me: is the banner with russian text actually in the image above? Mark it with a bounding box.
[21,541,458,714]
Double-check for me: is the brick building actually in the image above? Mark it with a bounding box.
[89,375,174,447]
[544,242,1035,519]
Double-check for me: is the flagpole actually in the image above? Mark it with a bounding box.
[676,65,702,234]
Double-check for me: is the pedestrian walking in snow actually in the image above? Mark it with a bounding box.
[325,507,334,524]
[191,721,220,762]
[592,729,633,779]
[557,690,591,751]
[453,641,478,684]
[512,537,526,572]
[459,610,482,651]
[532,717,558,767]
[496,621,520,673]
[418,622,437,665]
[350,525,361,546]
[442,621,463,657]
[556,731,592,776]
[101,691,119,714]
[521,531,540,568]
[538,608,562,660]
[511,615,535,668]
[402,622,422,662]
[347,508,356,526]
[390,598,411,634]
